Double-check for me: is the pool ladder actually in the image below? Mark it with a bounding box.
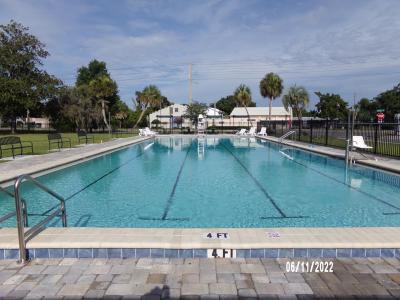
[0,174,67,263]
[279,130,296,143]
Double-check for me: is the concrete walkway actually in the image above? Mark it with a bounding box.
[0,257,400,299]
[0,136,149,185]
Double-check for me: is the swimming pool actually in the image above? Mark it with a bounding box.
[1,136,400,228]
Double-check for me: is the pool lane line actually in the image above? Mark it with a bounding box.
[286,156,400,214]
[40,145,149,216]
[220,142,308,219]
[139,141,193,221]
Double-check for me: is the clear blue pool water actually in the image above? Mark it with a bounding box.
[1,137,400,228]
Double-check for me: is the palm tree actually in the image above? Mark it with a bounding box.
[89,75,118,131]
[259,73,284,122]
[133,85,162,128]
[234,84,252,127]
[282,85,310,133]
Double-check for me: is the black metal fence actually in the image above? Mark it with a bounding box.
[264,120,400,158]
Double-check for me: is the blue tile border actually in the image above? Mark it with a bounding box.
[93,248,108,258]
[0,248,398,259]
[4,249,19,260]
[250,249,264,258]
[337,248,352,257]
[78,248,93,259]
[179,249,193,258]
[151,248,164,258]
[381,248,395,257]
[351,248,366,257]
[107,248,122,259]
[265,249,279,258]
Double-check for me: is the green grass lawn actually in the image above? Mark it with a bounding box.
[0,132,138,159]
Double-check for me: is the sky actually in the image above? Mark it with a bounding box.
[1,0,400,109]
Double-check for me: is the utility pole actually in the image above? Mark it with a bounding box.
[188,63,192,104]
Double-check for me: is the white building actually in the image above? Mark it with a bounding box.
[26,117,51,128]
[228,107,292,127]
[149,104,190,129]
[149,104,223,129]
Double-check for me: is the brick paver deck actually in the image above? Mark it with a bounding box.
[0,257,400,299]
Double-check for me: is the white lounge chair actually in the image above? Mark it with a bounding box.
[257,127,267,136]
[236,129,247,135]
[351,136,375,160]
[247,127,256,136]
[139,129,145,136]
[352,136,372,149]
[144,127,157,136]
[139,128,156,136]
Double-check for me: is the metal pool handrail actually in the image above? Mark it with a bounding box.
[0,186,28,226]
[279,130,296,143]
[14,174,67,263]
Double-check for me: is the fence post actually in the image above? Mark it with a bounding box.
[325,119,329,146]
[298,120,301,141]
[310,119,313,143]
[374,124,378,154]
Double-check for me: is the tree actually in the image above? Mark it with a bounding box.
[60,86,102,131]
[215,95,255,115]
[184,101,207,128]
[133,85,162,128]
[259,72,283,121]
[0,20,61,132]
[76,59,108,86]
[160,96,172,108]
[234,84,253,127]
[354,98,377,122]
[76,59,120,129]
[373,83,400,122]
[282,85,310,133]
[113,101,131,128]
[88,75,118,130]
[45,86,76,131]
[315,92,348,120]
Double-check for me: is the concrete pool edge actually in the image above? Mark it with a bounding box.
[1,227,400,259]
[0,136,152,186]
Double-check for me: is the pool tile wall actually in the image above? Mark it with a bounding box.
[1,248,399,260]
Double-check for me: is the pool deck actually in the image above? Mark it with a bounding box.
[0,136,150,186]
[258,135,400,174]
[1,134,400,260]
[1,257,400,299]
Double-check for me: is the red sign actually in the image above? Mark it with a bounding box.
[376,112,385,123]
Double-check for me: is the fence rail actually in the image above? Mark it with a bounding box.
[265,120,400,158]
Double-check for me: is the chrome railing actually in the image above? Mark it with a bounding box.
[0,186,28,226]
[14,174,67,262]
[279,130,296,143]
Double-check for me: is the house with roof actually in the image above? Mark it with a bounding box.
[149,104,224,129]
[228,107,292,127]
